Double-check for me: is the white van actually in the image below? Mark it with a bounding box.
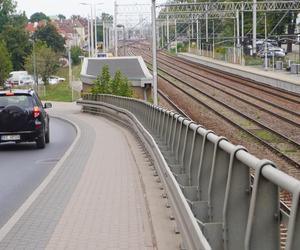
[6,71,29,85]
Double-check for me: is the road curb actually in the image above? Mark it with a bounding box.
[0,115,81,242]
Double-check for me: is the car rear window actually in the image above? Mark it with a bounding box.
[0,95,34,109]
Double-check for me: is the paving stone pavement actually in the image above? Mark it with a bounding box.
[0,102,181,250]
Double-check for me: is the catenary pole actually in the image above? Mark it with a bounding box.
[114,1,118,56]
[152,0,158,105]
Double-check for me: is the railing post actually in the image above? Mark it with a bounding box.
[245,160,280,250]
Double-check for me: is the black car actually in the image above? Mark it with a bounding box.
[0,89,52,149]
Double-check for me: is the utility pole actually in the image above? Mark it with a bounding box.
[264,12,268,70]
[196,19,199,51]
[253,0,257,55]
[200,19,202,55]
[103,20,105,52]
[90,6,94,57]
[205,4,208,43]
[212,20,215,59]
[68,46,73,101]
[114,1,118,56]
[94,7,97,56]
[87,15,91,57]
[167,12,170,51]
[152,0,158,105]
[175,19,177,54]
[32,39,37,85]
[236,9,240,64]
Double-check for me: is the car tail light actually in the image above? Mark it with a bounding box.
[5,92,14,96]
[33,106,40,118]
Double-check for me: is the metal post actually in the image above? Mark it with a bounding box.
[236,10,240,48]
[236,9,240,64]
[161,24,164,48]
[299,42,300,63]
[212,20,215,59]
[123,26,125,56]
[90,6,94,57]
[191,18,194,41]
[87,15,91,57]
[167,13,170,51]
[189,24,191,52]
[106,25,109,50]
[32,39,37,85]
[241,2,245,64]
[253,0,257,55]
[68,47,73,101]
[196,18,199,51]
[234,19,236,63]
[114,1,118,56]
[200,19,202,55]
[94,5,97,56]
[241,1,244,43]
[152,0,158,105]
[205,4,208,43]
[103,21,105,52]
[175,19,177,54]
[264,13,268,70]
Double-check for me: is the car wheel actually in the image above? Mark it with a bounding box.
[45,125,50,144]
[36,130,46,149]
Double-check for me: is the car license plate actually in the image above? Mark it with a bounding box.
[1,135,21,141]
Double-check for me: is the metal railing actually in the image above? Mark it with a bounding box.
[79,94,300,250]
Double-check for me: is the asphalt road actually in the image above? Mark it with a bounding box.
[0,117,76,227]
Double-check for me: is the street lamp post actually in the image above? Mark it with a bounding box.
[94,3,103,56]
[32,39,37,86]
[114,1,118,56]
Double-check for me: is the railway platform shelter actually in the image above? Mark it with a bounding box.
[0,94,299,250]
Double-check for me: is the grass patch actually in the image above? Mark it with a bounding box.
[56,64,82,83]
[40,83,72,102]
[244,56,263,66]
[252,129,279,143]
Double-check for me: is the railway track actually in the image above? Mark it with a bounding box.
[129,46,300,172]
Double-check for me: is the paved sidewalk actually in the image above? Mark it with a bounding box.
[0,102,180,250]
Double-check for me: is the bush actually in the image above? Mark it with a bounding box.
[91,65,133,97]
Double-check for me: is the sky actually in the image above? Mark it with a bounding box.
[16,0,163,18]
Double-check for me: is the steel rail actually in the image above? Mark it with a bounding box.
[153,51,300,125]
[132,46,300,144]
[160,51,300,103]
[133,42,300,102]
[129,47,300,169]
[158,89,191,119]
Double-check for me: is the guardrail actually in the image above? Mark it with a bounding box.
[79,94,300,250]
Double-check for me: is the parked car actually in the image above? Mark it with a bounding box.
[0,89,52,149]
[258,46,286,58]
[48,76,66,85]
[6,71,29,86]
[19,75,35,86]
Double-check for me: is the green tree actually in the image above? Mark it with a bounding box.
[0,0,16,31]
[35,23,65,53]
[24,41,59,84]
[0,25,31,70]
[0,40,13,85]
[29,12,49,22]
[118,73,133,97]
[92,65,111,94]
[58,14,66,21]
[92,65,133,97]
[70,46,82,65]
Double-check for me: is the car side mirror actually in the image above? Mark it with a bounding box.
[44,102,52,109]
